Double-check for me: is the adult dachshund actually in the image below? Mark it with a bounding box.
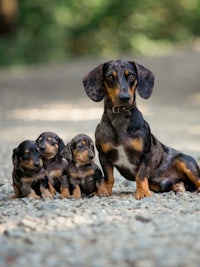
[83,60,200,199]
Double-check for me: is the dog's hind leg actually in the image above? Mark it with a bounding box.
[173,155,200,191]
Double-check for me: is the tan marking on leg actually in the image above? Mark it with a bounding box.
[72,185,81,198]
[48,181,57,195]
[60,187,70,199]
[135,177,152,200]
[175,160,200,189]
[27,189,41,199]
[97,182,109,197]
[105,165,114,195]
[40,185,53,198]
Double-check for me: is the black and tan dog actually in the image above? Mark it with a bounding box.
[36,131,70,198]
[12,140,52,199]
[83,60,200,199]
[62,134,108,198]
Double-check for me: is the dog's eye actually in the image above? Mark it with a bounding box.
[23,153,29,159]
[127,74,135,81]
[77,143,84,150]
[51,141,58,146]
[106,75,114,81]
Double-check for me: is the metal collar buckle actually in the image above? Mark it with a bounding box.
[112,106,126,114]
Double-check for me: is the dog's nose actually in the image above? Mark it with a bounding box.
[39,142,46,150]
[88,151,94,160]
[34,161,40,168]
[119,93,130,102]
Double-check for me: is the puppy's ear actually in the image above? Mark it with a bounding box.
[58,138,65,155]
[12,148,19,167]
[61,142,73,162]
[86,137,95,155]
[131,62,154,99]
[83,64,105,102]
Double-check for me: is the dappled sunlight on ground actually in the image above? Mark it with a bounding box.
[8,107,103,121]
[4,101,151,122]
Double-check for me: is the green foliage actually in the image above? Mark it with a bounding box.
[0,0,200,66]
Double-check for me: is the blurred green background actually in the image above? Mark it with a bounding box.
[0,0,200,66]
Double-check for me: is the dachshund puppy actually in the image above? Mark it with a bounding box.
[62,134,108,198]
[83,60,200,199]
[36,131,70,198]
[12,140,52,199]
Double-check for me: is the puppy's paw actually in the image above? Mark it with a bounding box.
[40,187,53,198]
[59,188,70,199]
[27,194,41,200]
[71,186,81,199]
[48,182,57,195]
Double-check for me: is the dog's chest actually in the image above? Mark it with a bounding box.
[114,145,137,174]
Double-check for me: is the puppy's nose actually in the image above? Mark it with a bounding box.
[88,151,94,160]
[119,93,130,102]
[34,161,40,168]
[39,142,46,150]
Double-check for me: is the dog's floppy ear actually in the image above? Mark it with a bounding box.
[132,62,155,99]
[83,64,105,102]
[61,142,73,162]
[86,136,95,155]
[58,137,65,155]
[12,148,19,167]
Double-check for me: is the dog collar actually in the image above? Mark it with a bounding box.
[112,103,135,116]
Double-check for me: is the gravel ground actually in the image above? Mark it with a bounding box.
[0,48,200,267]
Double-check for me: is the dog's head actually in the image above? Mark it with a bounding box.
[62,134,95,165]
[36,132,65,160]
[83,60,154,107]
[12,140,43,171]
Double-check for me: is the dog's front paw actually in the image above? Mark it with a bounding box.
[70,186,81,199]
[27,193,41,200]
[135,188,152,200]
[105,182,113,196]
[41,190,53,198]
[59,188,70,199]
[97,183,110,197]
[48,182,57,196]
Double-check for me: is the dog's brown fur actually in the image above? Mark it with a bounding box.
[12,140,52,199]
[36,132,70,198]
[62,134,108,198]
[83,60,200,199]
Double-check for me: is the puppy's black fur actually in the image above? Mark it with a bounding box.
[83,60,200,199]
[62,134,108,198]
[12,140,52,199]
[36,132,70,198]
